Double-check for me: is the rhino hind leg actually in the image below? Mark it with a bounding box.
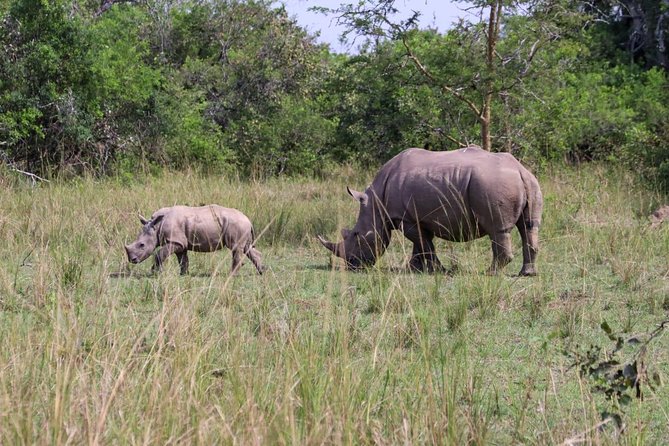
[231,249,244,275]
[516,220,539,276]
[244,246,264,275]
[488,231,513,275]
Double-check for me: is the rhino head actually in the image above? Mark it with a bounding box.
[124,214,163,264]
[318,187,391,269]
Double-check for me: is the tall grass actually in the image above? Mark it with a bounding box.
[0,165,668,444]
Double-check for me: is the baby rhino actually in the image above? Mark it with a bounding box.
[125,205,264,275]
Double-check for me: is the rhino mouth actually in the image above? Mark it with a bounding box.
[345,258,362,270]
[318,234,377,269]
[345,255,375,270]
[125,248,141,264]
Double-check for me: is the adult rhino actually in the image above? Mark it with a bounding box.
[317,146,543,276]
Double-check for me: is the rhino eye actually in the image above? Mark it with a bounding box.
[139,243,145,249]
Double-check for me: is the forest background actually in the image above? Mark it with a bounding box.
[1,0,668,190]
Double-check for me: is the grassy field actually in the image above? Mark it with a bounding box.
[0,165,668,444]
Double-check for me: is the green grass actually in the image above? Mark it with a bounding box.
[0,165,668,444]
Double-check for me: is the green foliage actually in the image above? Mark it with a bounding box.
[618,69,669,190]
[565,320,666,430]
[519,67,638,160]
[324,35,463,164]
[221,95,336,176]
[1,0,668,192]
[0,0,94,171]
[0,0,334,177]
[163,0,335,175]
[510,33,669,190]
[89,6,159,110]
[152,80,230,172]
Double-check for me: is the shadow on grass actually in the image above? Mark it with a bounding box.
[109,269,261,279]
[109,270,154,279]
[301,264,337,271]
[299,263,462,275]
[301,263,528,278]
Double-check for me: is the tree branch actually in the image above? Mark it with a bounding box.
[399,34,482,118]
[1,151,50,185]
[95,0,139,17]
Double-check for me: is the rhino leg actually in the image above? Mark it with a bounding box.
[177,251,189,275]
[516,220,539,276]
[403,226,443,273]
[488,231,513,275]
[231,249,244,275]
[153,243,180,273]
[244,246,264,275]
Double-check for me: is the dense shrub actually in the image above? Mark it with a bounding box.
[0,0,668,191]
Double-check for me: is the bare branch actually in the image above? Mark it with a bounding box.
[95,0,140,17]
[1,151,50,185]
[10,167,50,184]
[399,35,483,119]
[444,133,467,147]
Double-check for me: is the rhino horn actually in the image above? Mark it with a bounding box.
[317,235,339,256]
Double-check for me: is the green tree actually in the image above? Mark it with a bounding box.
[322,0,570,152]
[0,0,94,174]
[164,0,336,175]
[323,35,458,163]
[0,0,336,176]
[86,3,164,173]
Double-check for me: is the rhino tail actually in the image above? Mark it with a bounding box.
[519,168,543,229]
[249,225,258,249]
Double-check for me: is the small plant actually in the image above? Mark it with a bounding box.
[565,319,667,430]
[445,298,468,331]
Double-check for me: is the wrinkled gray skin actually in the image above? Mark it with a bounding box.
[318,146,543,276]
[125,205,264,275]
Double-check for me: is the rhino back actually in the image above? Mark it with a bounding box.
[373,148,528,240]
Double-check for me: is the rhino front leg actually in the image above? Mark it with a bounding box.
[176,251,189,275]
[488,231,513,275]
[403,225,443,273]
[516,220,539,276]
[153,243,180,273]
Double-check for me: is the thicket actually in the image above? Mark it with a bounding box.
[0,0,668,189]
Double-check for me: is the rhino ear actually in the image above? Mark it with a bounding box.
[139,213,149,225]
[347,187,368,206]
[149,214,164,227]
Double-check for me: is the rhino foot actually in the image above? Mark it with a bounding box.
[519,265,538,277]
[408,257,445,274]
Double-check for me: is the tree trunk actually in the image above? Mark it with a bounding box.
[656,0,669,70]
[481,0,502,151]
[480,115,491,152]
[622,0,669,70]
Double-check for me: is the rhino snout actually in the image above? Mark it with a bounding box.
[125,245,140,264]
